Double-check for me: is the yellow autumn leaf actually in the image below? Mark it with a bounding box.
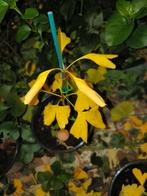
[120,184,145,196]
[82,179,92,191]
[129,116,143,126]
[140,143,147,154]
[140,122,147,135]
[44,104,70,129]
[68,181,84,193]
[132,168,147,186]
[35,186,50,196]
[75,90,97,111]
[68,72,106,107]
[74,168,88,180]
[25,61,36,76]
[70,112,88,142]
[12,179,23,196]
[51,73,63,92]
[87,67,107,84]
[44,104,56,126]
[24,69,58,105]
[56,105,70,128]
[26,80,39,105]
[70,108,105,142]
[85,107,105,129]
[58,28,71,54]
[68,53,118,69]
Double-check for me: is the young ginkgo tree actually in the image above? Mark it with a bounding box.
[24,29,117,143]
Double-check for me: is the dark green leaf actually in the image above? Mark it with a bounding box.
[127,25,147,48]
[110,133,125,148]
[0,121,19,139]
[50,178,64,190]
[0,0,8,23]
[16,24,31,43]
[51,161,62,174]
[105,13,134,46]
[59,153,75,163]
[6,92,26,117]
[116,0,133,17]
[60,0,76,21]
[33,14,48,25]
[132,0,147,17]
[22,8,39,20]
[41,181,50,192]
[37,172,51,183]
[21,125,35,143]
[5,0,21,15]
[18,143,40,164]
[130,128,139,137]
[135,7,147,19]
[0,85,12,98]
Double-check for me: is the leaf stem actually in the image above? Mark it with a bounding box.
[41,90,62,98]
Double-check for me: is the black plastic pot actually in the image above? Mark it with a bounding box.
[32,97,93,153]
[0,138,20,177]
[108,160,147,196]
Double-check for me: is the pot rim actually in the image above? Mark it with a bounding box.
[108,159,147,196]
[0,138,21,177]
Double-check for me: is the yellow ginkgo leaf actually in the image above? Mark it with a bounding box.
[56,105,70,128]
[140,143,147,153]
[44,104,56,126]
[85,107,105,129]
[74,168,88,180]
[70,108,105,142]
[82,179,92,191]
[13,179,24,196]
[68,181,84,193]
[44,104,70,129]
[132,168,147,186]
[120,184,145,196]
[58,28,71,54]
[129,116,143,126]
[75,90,97,111]
[35,186,50,196]
[87,67,107,84]
[24,69,57,105]
[68,53,118,69]
[51,73,63,92]
[25,61,36,76]
[68,72,106,107]
[70,112,88,143]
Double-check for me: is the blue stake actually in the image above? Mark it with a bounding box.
[47,11,64,70]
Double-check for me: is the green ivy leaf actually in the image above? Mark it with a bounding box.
[0,0,8,23]
[37,171,51,183]
[116,0,133,17]
[22,8,39,20]
[110,101,134,122]
[6,92,26,117]
[105,13,134,46]
[21,125,35,143]
[51,161,62,175]
[0,121,19,140]
[0,85,12,98]
[110,133,125,148]
[16,24,31,43]
[5,0,21,15]
[127,25,147,48]
[18,143,40,164]
[132,0,147,17]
